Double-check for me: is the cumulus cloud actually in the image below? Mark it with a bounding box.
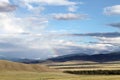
[0,0,51,59]
[0,13,48,34]
[0,33,53,59]
[0,13,24,33]
[0,33,83,58]
[53,13,87,20]
[104,5,120,15]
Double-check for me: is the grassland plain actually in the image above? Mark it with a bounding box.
[0,60,120,80]
[47,61,120,71]
[0,71,120,80]
[0,60,56,72]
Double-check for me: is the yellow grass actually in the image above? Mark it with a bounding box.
[0,60,56,72]
[0,71,120,80]
[0,60,119,80]
[48,61,120,71]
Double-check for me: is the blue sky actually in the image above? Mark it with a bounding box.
[0,0,120,59]
[46,0,120,33]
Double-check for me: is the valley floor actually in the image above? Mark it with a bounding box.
[0,71,120,80]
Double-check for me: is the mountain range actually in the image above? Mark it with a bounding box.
[46,52,120,62]
[0,52,120,63]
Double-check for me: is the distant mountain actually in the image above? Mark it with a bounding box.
[0,52,120,63]
[0,56,41,64]
[46,52,120,62]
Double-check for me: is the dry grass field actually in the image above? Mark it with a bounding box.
[47,61,120,71]
[0,60,119,80]
[0,71,120,80]
[0,60,56,72]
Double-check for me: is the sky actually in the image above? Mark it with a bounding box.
[0,0,120,59]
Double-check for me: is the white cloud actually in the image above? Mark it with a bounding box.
[0,13,48,34]
[68,6,78,12]
[12,0,79,12]
[0,13,24,33]
[23,0,77,6]
[0,9,48,34]
[0,0,9,3]
[98,37,120,45]
[0,0,50,59]
[104,5,120,15]
[53,13,87,20]
[94,37,120,52]
[20,16,48,33]
[1,31,120,59]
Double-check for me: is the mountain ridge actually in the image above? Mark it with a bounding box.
[46,52,120,62]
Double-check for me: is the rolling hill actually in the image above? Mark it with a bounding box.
[0,60,56,72]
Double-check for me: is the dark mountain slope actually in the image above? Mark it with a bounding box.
[47,52,120,62]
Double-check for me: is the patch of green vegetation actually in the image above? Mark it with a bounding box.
[64,70,120,75]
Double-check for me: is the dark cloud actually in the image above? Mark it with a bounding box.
[107,22,120,29]
[67,32,120,38]
[0,2,17,12]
